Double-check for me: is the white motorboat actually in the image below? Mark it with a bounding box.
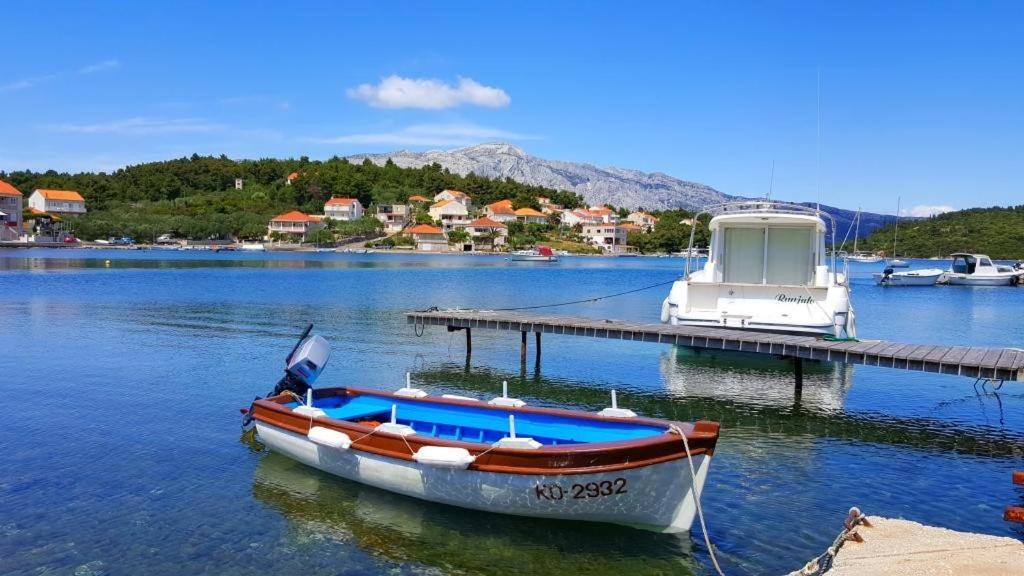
[873,267,944,286]
[508,246,558,262]
[940,253,1023,286]
[240,243,266,252]
[662,201,856,337]
[886,259,909,268]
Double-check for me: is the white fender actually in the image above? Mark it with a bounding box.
[307,426,351,449]
[412,446,476,469]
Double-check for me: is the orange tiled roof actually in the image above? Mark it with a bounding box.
[406,224,444,235]
[35,189,84,202]
[407,195,430,202]
[515,207,546,218]
[430,199,452,209]
[271,210,318,222]
[589,206,613,215]
[0,181,21,197]
[286,172,299,180]
[325,197,359,206]
[618,222,642,230]
[487,199,515,214]
[440,189,467,197]
[469,217,506,229]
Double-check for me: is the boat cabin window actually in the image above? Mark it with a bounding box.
[952,255,975,274]
[978,257,993,268]
[722,226,814,285]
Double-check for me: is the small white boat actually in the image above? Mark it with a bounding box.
[245,327,720,533]
[315,247,335,253]
[887,259,909,268]
[508,246,558,262]
[240,243,266,252]
[847,253,883,263]
[940,253,1023,286]
[873,267,944,286]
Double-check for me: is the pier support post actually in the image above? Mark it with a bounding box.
[465,328,472,357]
[520,331,527,366]
[794,357,804,391]
[535,332,541,366]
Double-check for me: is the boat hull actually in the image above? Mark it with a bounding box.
[255,422,710,533]
[873,269,943,286]
[509,255,558,262]
[942,273,1020,286]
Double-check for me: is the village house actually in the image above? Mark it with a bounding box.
[428,199,471,230]
[267,211,324,242]
[0,181,23,241]
[375,204,410,233]
[466,217,508,250]
[324,197,364,221]
[627,211,659,231]
[514,207,548,225]
[587,206,619,224]
[433,189,471,210]
[582,223,628,253]
[561,208,603,227]
[285,172,299,185]
[405,223,448,252]
[27,189,86,215]
[537,196,563,215]
[483,199,518,223]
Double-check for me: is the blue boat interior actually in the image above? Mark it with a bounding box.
[285,394,668,446]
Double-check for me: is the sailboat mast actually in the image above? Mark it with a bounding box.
[893,197,901,258]
[853,208,860,254]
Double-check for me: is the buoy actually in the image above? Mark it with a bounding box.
[488,380,526,408]
[307,426,351,449]
[104,259,111,267]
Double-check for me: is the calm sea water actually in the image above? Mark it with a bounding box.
[1,249,1022,576]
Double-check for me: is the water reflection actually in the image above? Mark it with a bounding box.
[249,440,702,576]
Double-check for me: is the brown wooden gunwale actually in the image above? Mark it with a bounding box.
[253,386,719,476]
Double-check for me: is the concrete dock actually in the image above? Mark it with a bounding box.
[827,517,1024,575]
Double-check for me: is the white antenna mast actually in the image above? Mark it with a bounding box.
[767,159,776,201]
[815,68,822,213]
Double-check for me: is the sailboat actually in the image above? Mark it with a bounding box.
[846,208,882,263]
[885,198,909,268]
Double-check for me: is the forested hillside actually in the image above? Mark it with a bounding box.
[1,155,585,240]
[859,206,1024,259]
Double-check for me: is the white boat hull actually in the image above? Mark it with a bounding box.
[942,273,1020,286]
[873,269,943,286]
[509,255,558,262]
[255,422,710,533]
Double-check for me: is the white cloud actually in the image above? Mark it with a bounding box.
[901,204,955,217]
[308,123,536,147]
[347,75,510,109]
[79,59,121,74]
[46,117,226,135]
[0,74,57,93]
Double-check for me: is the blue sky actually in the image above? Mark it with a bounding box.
[2,1,1021,214]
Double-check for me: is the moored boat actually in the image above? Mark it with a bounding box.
[940,253,1023,286]
[873,267,944,286]
[245,327,720,533]
[508,245,558,262]
[662,201,856,337]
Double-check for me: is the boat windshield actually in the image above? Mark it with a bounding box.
[952,255,975,274]
[289,394,668,446]
[722,226,814,285]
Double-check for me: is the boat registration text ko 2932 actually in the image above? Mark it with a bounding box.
[534,478,628,501]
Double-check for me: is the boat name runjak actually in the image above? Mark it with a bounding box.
[775,294,815,304]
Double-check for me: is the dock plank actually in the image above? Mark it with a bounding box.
[406,310,1024,381]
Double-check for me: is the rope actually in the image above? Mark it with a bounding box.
[487,278,680,312]
[820,335,860,342]
[788,507,870,576]
[669,424,725,576]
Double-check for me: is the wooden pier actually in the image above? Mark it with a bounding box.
[406,309,1024,382]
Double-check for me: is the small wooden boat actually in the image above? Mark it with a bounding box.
[245,327,720,533]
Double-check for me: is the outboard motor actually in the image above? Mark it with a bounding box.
[880,267,894,285]
[242,324,331,427]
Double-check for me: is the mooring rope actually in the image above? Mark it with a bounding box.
[668,423,726,576]
[415,277,679,317]
[788,507,870,576]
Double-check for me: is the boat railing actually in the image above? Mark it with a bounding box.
[682,201,839,282]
